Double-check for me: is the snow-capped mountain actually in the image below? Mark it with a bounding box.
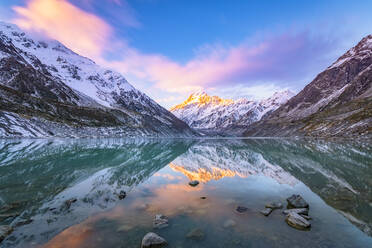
[170,90,294,130]
[0,22,195,137]
[170,140,298,185]
[244,34,372,138]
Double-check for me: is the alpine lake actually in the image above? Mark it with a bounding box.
[0,138,371,248]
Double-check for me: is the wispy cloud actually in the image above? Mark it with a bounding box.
[106,31,337,94]
[12,0,113,58]
[9,0,346,107]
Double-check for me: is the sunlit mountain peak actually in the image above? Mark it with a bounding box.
[169,163,246,182]
[170,90,294,130]
[170,91,234,111]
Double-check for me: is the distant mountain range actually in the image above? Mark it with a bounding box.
[170,90,294,134]
[0,21,370,138]
[0,22,195,138]
[244,35,372,138]
[171,34,372,138]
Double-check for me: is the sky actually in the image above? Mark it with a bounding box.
[0,0,371,108]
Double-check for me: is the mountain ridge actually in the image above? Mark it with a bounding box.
[0,21,196,138]
[243,34,372,138]
[170,90,294,132]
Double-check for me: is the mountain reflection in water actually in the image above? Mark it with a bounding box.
[0,138,370,248]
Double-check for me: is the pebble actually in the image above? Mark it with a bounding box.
[153,214,169,229]
[235,206,248,214]
[189,180,199,187]
[285,212,311,230]
[260,208,273,216]
[286,195,309,209]
[141,232,167,248]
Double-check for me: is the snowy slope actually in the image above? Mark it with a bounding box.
[170,90,294,130]
[0,21,195,137]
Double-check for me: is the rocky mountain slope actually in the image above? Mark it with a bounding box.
[244,35,372,138]
[0,22,196,138]
[170,90,294,132]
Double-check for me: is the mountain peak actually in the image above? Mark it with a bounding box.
[0,21,195,137]
[190,89,208,97]
[170,90,293,130]
[170,91,234,111]
[244,34,372,138]
[329,33,372,69]
[262,90,295,103]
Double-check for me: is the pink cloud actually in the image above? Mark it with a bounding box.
[12,0,113,58]
[11,0,338,96]
[104,32,336,93]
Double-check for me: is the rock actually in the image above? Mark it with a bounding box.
[118,190,126,200]
[0,225,13,242]
[186,228,205,240]
[141,232,168,248]
[300,214,312,220]
[265,202,283,209]
[153,214,169,229]
[285,212,311,230]
[260,208,273,216]
[286,195,309,209]
[223,219,236,228]
[189,180,199,187]
[200,196,207,200]
[64,198,77,210]
[282,208,309,216]
[235,206,248,214]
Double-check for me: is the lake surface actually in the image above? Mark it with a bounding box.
[0,138,371,248]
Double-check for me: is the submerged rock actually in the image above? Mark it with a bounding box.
[64,198,77,210]
[189,180,199,187]
[223,219,236,228]
[285,212,311,230]
[0,225,13,242]
[141,232,167,248]
[283,208,309,215]
[260,208,273,216]
[300,214,312,220]
[235,206,248,214]
[265,202,283,209]
[286,195,309,209]
[118,191,126,200]
[153,214,169,229]
[186,228,205,240]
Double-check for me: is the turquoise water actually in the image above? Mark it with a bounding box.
[0,138,371,248]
